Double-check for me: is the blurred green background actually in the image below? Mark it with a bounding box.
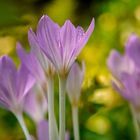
[0,0,140,139]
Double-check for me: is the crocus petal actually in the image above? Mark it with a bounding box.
[74,18,95,58]
[0,83,12,109]
[0,55,36,114]
[0,55,16,73]
[66,61,85,104]
[29,20,54,65]
[24,91,40,122]
[28,28,40,52]
[28,28,47,66]
[24,89,47,124]
[37,120,49,140]
[121,72,140,106]
[16,42,45,82]
[0,56,17,102]
[60,20,77,67]
[28,29,45,63]
[28,29,56,76]
[126,34,140,68]
[107,49,134,79]
[38,16,62,70]
[67,18,95,69]
[0,55,17,86]
[77,18,95,50]
[16,64,35,100]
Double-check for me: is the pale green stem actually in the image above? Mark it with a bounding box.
[130,105,140,140]
[59,76,66,140]
[16,113,31,140]
[72,106,80,140]
[47,77,59,140]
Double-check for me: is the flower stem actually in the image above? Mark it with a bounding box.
[59,76,66,140]
[130,105,140,140]
[72,106,80,140]
[16,113,31,140]
[47,77,59,140]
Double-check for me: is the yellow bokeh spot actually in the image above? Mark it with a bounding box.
[134,6,140,21]
[0,36,16,55]
[86,115,111,135]
[98,13,117,32]
[44,0,75,24]
[96,74,110,86]
[89,88,122,108]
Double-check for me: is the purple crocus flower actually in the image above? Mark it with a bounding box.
[0,55,35,114]
[0,55,35,140]
[107,35,140,109]
[28,15,94,76]
[28,16,94,140]
[107,34,140,140]
[66,61,85,106]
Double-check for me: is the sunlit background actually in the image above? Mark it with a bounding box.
[0,0,140,139]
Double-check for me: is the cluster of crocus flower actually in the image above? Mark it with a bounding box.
[107,35,140,140]
[0,15,94,140]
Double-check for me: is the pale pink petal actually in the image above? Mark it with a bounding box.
[66,62,85,104]
[24,90,47,123]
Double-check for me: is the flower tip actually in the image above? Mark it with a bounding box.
[106,49,118,67]
[28,27,36,37]
[28,28,34,38]
[28,28,33,33]
[91,17,95,24]
[37,15,46,26]
[89,17,95,30]
[16,42,26,59]
[64,19,73,27]
[42,14,51,20]
[126,34,139,47]
[16,42,23,53]
[1,55,12,65]
[129,33,138,40]
[40,15,46,20]
[66,19,71,23]
[110,49,119,56]
[16,42,22,48]
[1,55,8,60]
[84,17,95,37]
